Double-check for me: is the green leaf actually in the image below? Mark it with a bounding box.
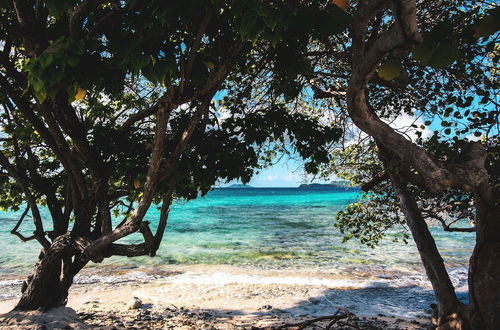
[45,0,78,18]
[38,54,54,69]
[315,5,351,36]
[35,89,46,103]
[67,56,80,67]
[428,43,461,69]
[378,61,402,81]
[240,14,257,39]
[263,14,279,31]
[412,43,432,65]
[474,7,500,38]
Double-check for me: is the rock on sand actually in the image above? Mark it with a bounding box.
[0,306,87,329]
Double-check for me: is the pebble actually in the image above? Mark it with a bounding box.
[127,297,142,309]
[77,303,427,330]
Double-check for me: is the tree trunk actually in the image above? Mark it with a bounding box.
[468,194,500,329]
[388,171,470,329]
[15,234,87,310]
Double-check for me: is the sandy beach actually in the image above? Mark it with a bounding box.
[0,265,432,329]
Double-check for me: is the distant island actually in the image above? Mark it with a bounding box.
[298,181,354,188]
[221,182,356,189]
[226,184,254,188]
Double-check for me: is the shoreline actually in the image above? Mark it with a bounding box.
[0,264,435,328]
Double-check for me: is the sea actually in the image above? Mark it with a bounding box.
[0,187,474,317]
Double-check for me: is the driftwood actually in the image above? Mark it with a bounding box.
[255,308,360,330]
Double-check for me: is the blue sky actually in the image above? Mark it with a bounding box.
[223,156,330,187]
[248,158,304,187]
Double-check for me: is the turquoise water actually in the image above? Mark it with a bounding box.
[0,187,474,277]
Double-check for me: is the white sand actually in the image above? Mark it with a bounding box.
[0,265,431,329]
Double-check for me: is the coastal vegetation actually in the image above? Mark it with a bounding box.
[0,0,499,329]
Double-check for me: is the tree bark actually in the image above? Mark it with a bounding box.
[15,234,87,310]
[468,190,500,329]
[388,171,470,329]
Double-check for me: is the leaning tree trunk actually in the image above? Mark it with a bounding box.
[15,234,88,310]
[388,171,470,329]
[468,193,500,329]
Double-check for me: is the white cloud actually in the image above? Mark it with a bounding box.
[464,133,481,142]
[284,172,300,182]
[265,174,278,181]
[216,107,232,122]
[384,113,433,141]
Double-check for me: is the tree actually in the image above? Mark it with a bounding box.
[305,0,499,328]
[217,0,498,325]
[0,0,348,310]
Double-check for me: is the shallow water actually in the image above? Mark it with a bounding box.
[0,187,475,315]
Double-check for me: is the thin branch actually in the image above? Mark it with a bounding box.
[272,308,356,330]
[361,172,388,192]
[69,0,92,37]
[0,150,51,249]
[10,206,37,242]
[0,73,87,201]
[159,98,211,181]
[119,103,160,133]
[180,6,214,94]
[86,9,120,41]
[154,177,177,250]
[425,213,476,233]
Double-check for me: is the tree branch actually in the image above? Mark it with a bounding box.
[107,243,149,257]
[154,177,177,251]
[361,172,389,192]
[0,73,88,205]
[118,103,160,133]
[84,93,176,260]
[139,221,156,256]
[69,0,93,38]
[10,206,37,242]
[180,6,213,94]
[387,167,462,316]
[425,213,476,233]
[346,0,489,193]
[12,0,45,54]
[159,98,211,181]
[0,150,51,249]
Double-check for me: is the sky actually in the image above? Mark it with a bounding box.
[222,156,330,187]
[219,103,491,188]
[247,158,310,187]
[226,113,431,188]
